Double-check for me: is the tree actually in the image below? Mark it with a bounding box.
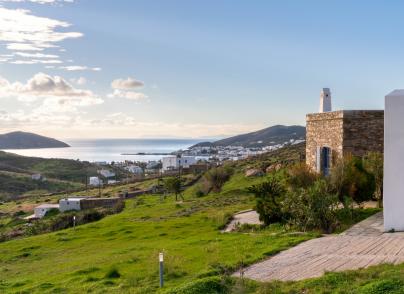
[248,177,285,225]
[164,177,183,201]
[363,152,384,207]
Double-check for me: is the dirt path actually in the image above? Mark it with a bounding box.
[237,212,404,281]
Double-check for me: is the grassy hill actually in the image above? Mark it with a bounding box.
[0,143,391,293]
[0,131,69,149]
[193,125,305,148]
[0,151,124,200]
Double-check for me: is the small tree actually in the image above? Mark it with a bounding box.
[164,177,183,201]
[248,177,285,225]
[363,152,383,207]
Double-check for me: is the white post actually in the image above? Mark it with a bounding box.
[319,88,332,113]
[159,252,164,287]
[384,89,404,231]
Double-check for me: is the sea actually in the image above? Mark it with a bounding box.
[2,138,205,163]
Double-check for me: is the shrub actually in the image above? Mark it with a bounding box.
[248,177,286,225]
[284,179,339,233]
[287,163,319,190]
[330,155,375,205]
[163,276,228,294]
[203,165,234,193]
[363,152,383,207]
[105,267,121,279]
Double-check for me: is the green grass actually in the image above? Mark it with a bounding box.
[0,186,317,293]
[232,263,404,293]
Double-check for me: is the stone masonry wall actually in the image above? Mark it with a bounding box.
[306,110,384,171]
[342,110,384,157]
[306,111,344,171]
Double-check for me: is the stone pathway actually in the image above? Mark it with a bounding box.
[223,210,262,232]
[238,212,404,281]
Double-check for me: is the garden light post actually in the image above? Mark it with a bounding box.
[159,252,164,287]
[73,215,76,230]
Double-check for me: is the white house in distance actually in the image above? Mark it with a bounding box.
[34,204,59,218]
[31,173,46,181]
[89,176,103,187]
[98,169,115,178]
[162,155,196,172]
[125,165,143,175]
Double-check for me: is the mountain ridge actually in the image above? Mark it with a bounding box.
[0,131,70,149]
[192,125,305,148]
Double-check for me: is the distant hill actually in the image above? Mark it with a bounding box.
[0,131,69,149]
[193,125,305,148]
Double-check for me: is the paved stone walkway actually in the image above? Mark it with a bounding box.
[223,210,262,232]
[238,212,404,281]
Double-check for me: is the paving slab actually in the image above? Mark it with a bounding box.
[237,212,404,281]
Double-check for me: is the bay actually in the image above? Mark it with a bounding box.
[2,138,203,163]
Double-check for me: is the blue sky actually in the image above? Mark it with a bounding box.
[0,0,400,138]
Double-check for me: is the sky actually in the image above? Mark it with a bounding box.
[0,0,401,139]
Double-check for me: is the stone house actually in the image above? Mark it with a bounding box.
[306,89,384,175]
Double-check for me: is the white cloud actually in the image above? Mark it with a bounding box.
[108,77,148,101]
[15,52,59,58]
[0,7,82,49]
[108,89,148,101]
[0,6,84,66]
[70,77,86,85]
[60,65,101,71]
[111,77,144,90]
[0,0,73,3]
[11,59,62,64]
[0,73,103,110]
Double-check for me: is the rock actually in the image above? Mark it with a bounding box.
[245,168,264,177]
[266,163,282,173]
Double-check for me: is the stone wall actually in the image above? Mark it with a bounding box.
[305,110,384,171]
[342,110,384,157]
[306,111,344,171]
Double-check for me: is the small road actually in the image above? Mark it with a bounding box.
[237,212,404,281]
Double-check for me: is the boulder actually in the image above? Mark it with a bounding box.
[266,163,282,173]
[245,168,264,177]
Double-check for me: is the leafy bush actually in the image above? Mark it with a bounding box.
[248,177,286,225]
[330,155,375,205]
[359,279,404,294]
[287,163,319,190]
[203,165,234,193]
[105,267,121,279]
[163,276,228,294]
[284,179,339,233]
[363,152,383,207]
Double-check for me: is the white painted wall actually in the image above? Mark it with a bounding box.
[59,198,82,212]
[384,89,404,231]
[319,88,332,113]
[162,156,197,172]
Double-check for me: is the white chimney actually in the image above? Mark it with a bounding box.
[319,88,332,113]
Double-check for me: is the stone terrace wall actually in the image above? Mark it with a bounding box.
[343,110,384,157]
[306,111,344,171]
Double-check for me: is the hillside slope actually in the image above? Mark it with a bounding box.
[194,125,305,148]
[0,131,69,149]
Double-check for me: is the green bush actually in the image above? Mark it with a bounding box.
[163,276,228,294]
[330,155,375,205]
[203,165,234,193]
[287,163,319,190]
[248,177,286,225]
[283,179,339,233]
[359,279,404,294]
[363,152,383,207]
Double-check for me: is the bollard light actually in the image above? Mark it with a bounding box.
[159,252,164,287]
